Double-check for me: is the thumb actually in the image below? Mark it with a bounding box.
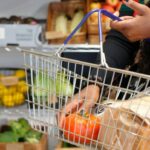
[123,0,147,15]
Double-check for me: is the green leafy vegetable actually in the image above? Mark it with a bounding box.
[33,72,55,97]
[34,71,73,97]
[56,71,73,96]
[18,118,31,130]
[0,131,18,142]
[8,118,30,137]
[8,120,22,135]
[25,130,42,143]
[0,118,43,143]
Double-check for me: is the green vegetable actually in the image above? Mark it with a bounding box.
[0,118,43,143]
[62,142,77,148]
[8,119,30,137]
[18,118,31,130]
[8,120,22,134]
[0,131,18,142]
[34,71,73,97]
[70,10,84,33]
[55,14,68,34]
[56,71,74,96]
[34,72,55,97]
[25,130,42,143]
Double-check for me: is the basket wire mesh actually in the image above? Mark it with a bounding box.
[23,9,150,150]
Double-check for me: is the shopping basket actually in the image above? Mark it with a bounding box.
[22,9,150,150]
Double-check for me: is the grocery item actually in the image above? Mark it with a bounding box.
[15,70,26,79]
[62,112,101,144]
[56,71,74,97]
[0,69,28,107]
[70,10,84,33]
[90,2,102,10]
[106,0,119,7]
[55,14,68,35]
[98,95,150,150]
[34,71,74,97]
[55,10,84,35]
[0,118,42,143]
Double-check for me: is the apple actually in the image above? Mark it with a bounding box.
[106,0,119,7]
[90,2,101,10]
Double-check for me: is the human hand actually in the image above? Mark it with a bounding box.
[57,84,100,128]
[110,0,150,41]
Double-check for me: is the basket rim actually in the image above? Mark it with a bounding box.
[22,48,150,80]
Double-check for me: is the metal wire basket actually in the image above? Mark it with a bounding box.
[23,9,150,150]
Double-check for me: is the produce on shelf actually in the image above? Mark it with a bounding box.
[25,129,43,143]
[55,14,68,35]
[70,10,84,33]
[62,112,101,144]
[0,118,42,143]
[0,70,28,107]
[102,4,115,13]
[106,0,119,7]
[15,70,26,79]
[89,0,122,32]
[90,1,102,23]
[90,1,102,10]
[55,10,84,35]
[0,131,18,142]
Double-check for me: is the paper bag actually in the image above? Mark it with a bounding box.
[97,107,150,150]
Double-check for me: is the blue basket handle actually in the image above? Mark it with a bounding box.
[64,9,121,45]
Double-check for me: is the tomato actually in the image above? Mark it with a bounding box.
[62,113,101,144]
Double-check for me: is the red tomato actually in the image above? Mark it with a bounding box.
[62,113,101,144]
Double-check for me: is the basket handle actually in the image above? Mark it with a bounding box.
[64,9,121,44]
[56,9,121,67]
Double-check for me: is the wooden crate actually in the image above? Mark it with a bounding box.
[0,134,48,150]
[88,34,107,44]
[46,1,87,44]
